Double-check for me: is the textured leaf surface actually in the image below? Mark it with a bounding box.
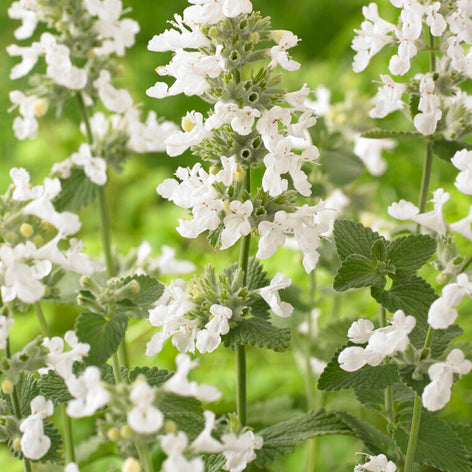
[361,128,421,139]
[371,276,437,335]
[318,346,399,391]
[76,312,128,366]
[333,219,381,261]
[205,454,226,472]
[433,139,472,162]
[246,258,269,290]
[333,254,385,292]
[319,149,365,186]
[394,411,471,472]
[386,234,436,277]
[120,274,164,309]
[127,366,172,387]
[255,409,352,467]
[54,168,100,212]
[430,324,464,357]
[38,371,72,405]
[223,317,291,352]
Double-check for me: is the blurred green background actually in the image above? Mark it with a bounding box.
[1,1,471,471]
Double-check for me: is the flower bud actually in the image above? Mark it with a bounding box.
[250,32,260,43]
[1,380,13,395]
[107,427,121,442]
[120,425,132,439]
[12,437,21,451]
[19,223,34,238]
[269,30,287,43]
[122,457,141,472]
[116,64,126,76]
[181,117,196,133]
[32,235,43,247]
[164,420,177,434]
[208,26,218,38]
[33,98,49,117]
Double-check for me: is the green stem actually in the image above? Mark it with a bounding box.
[76,93,93,144]
[417,140,434,217]
[379,306,394,423]
[111,352,122,384]
[98,185,114,278]
[459,254,472,273]
[34,302,50,338]
[135,439,153,472]
[236,168,252,428]
[62,405,75,463]
[403,394,422,472]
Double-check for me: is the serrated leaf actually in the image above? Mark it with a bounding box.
[246,258,269,290]
[361,128,421,139]
[248,397,304,427]
[38,371,72,405]
[333,254,385,292]
[118,274,164,318]
[75,435,114,464]
[333,219,381,261]
[398,364,428,395]
[452,423,472,458]
[386,234,436,277]
[431,324,463,358]
[319,149,365,186]
[75,312,128,366]
[409,93,420,119]
[127,366,172,387]
[158,393,204,441]
[207,224,224,249]
[433,139,472,162]
[255,409,352,467]
[335,411,399,459]
[371,275,437,337]
[205,453,226,472]
[223,317,291,352]
[318,345,399,391]
[354,388,385,413]
[54,168,100,212]
[394,411,471,472]
[7,372,40,417]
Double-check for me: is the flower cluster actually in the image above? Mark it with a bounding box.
[338,311,416,372]
[354,453,397,472]
[353,1,472,138]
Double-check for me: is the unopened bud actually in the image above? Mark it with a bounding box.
[4,232,15,243]
[250,32,260,43]
[436,273,448,285]
[128,280,140,294]
[107,427,121,442]
[41,221,54,231]
[164,420,177,434]
[116,64,126,75]
[269,30,287,43]
[208,26,218,38]
[20,223,34,238]
[33,98,49,117]
[32,235,43,247]
[250,227,259,237]
[233,170,245,183]
[1,380,13,395]
[12,437,21,451]
[120,425,132,439]
[43,286,51,297]
[122,457,141,472]
[181,117,195,133]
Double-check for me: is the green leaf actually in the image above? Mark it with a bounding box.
[127,366,172,387]
[409,93,420,119]
[4,372,40,417]
[204,454,226,472]
[433,139,472,162]
[118,274,164,318]
[255,409,352,467]
[54,168,100,212]
[158,393,204,441]
[333,219,382,261]
[318,345,399,391]
[223,317,291,352]
[75,312,128,366]
[371,275,437,336]
[361,128,421,139]
[333,254,385,292]
[386,234,436,277]
[246,258,269,290]
[319,149,365,186]
[248,397,304,428]
[38,371,72,405]
[394,411,471,472]
[335,411,399,459]
[398,364,428,395]
[452,423,472,458]
[431,324,463,358]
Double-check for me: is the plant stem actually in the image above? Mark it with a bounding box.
[6,340,32,472]
[403,393,422,472]
[379,305,394,423]
[62,404,75,463]
[34,302,50,338]
[135,439,154,472]
[111,352,122,384]
[98,185,115,278]
[417,140,434,217]
[236,168,252,428]
[459,254,472,273]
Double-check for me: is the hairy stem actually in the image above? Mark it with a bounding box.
[34,302,50,338]
[135,439,154,472]
[111,352,122,384]
[379,305,394,423]
[403,394,422,472]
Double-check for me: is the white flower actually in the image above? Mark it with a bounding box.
[354,136,395,176]
[221,200,253,250]
[347,319,375,344]
[93,70,133,113]
[0,316,14,350]
[425,2,446,36]
[259,273,294,318]
[413,75,442,136]
[165,111,210,156]
[196,304,232,354]
[127,382,164,434]
[65,463,80,472]
[20,396,53,460]
[269,31,300,71]
[422,348,472,411]
[192,410,223,453]
[66,366,109,417]
[137,243,195,275]
[71,143,107,186]
[8,1,38,40]
[450,206,472,240]
[161,431,205,472]
[354,453,397,472]
[221,430,263,472]
[451,149,472,195]
[369,75,406,119]
[9,91,43,140]
[164,354,221,402]
[352,3,395,73]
